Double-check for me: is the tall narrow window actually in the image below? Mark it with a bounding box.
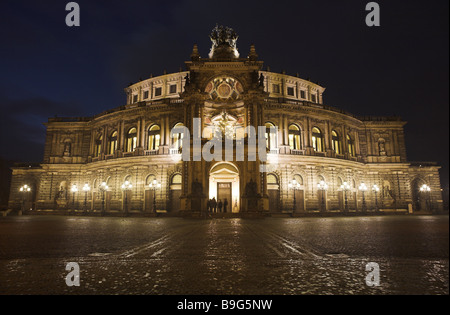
[108,131,118,155]
[347,134,356,157]
[94,135,102,157]
[265,122,277,151]
[172,123,184,151]
[148,125,160,151]
[331,130,342,154]
[288,124,301,150]
[312,127,324,152]
[126,128,137,152]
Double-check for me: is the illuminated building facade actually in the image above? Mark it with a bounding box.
[9,26,444,215]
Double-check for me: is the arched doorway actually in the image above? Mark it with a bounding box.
[169,174,182,212]
[411,178,427,211]
[22,179,38,211]
[209,162,240,213]
[293,174,305,212]
[121,175,132,212]
[317,175,327,211]
[267,173,280,212]
[144,174,156,212]
[105,176,113,211]
[337,177,345,211]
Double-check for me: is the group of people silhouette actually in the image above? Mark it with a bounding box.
[207,197,228,213]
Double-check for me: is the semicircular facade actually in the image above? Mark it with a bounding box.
[9,27,443,215]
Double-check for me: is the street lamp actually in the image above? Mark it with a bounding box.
[121,180,133,215]
[82,183,91,213]
[340,181,351,213]
[148,179,161,213]
[288,179,300,213]
[359,182,368,213]
[419,184,431,212]
[19,184,31,213]
[372,184,380,212]
[71,184,78,213]
[317,180,328,212]
[99,182,109,216]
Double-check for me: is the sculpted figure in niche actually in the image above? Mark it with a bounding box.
[56,182,68,200]
[378,139,386,156]
[382,180,394,199]
[63,141,71,157]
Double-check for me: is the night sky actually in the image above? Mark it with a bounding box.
[0,0,448,190]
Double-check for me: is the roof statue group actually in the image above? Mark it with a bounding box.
[209,25,240,59]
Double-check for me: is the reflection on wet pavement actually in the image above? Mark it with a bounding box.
[0,215,448,294]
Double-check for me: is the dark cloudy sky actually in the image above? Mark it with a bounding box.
[0,0,448,188]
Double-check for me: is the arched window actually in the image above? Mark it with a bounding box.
[106,176,114,190]
[331,130,342,154]
[267,173,278,184]
[145,174,157,186]
[265,122,277,151]
[312,127,324,152]
[126,128,137,152]
[123,175,131,183]
[293,174,303,185]
[172,123,184,150]
[108,131,118,155]
[171,174,182,184]
[347,134,356,157]
[94,135,102,157]
[148,125,160,151]
[288,124,301,150]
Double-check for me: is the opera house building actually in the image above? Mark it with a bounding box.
[9,26,444,216]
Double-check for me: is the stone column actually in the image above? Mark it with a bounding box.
[119,121,125,154]
[278,114,290,154]
[355,130,361,158]
[136,118,144,155]
[326,121,333,157]
[140,117,146,148]
[343,125,348,158]
[165,115,170,148]
[160,115,165,146]
[305,117,313,155]
[284,115,288,146]
[102,126,108,157]
[136,119,141,145]
[89,130,95,157]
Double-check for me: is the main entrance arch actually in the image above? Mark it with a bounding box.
[209,162,240,213]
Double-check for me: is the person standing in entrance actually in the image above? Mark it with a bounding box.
[223,198,228,213]
[218,199,223,213]
[211,197,217,213]
[207,199,211,213]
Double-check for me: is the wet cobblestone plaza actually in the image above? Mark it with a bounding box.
[0,215,448,295]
